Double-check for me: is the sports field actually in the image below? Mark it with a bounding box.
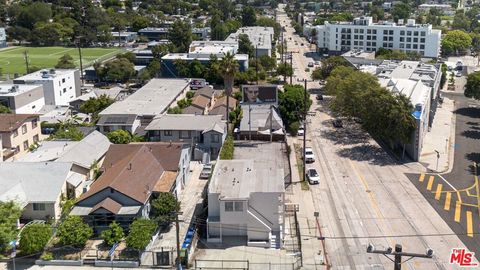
[0,46,124,76]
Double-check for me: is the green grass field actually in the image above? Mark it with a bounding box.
[0,46,124,76]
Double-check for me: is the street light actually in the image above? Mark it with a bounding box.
[367,243,433,270]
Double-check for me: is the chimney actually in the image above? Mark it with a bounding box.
[128,163,132,170]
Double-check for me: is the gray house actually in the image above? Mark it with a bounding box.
[70,143,190,233]
[145,114,226,160]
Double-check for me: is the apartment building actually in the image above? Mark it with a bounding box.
[14,69,81,106]
[225,27,275,57]
[315,17,441,58]
[0,84,45,113]
[0,114,41,161]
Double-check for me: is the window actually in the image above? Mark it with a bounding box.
[406,44,411,49]
[400,43,405,48]
[33,135,39,143]
[21,124,27,134]
[389,30,393,35]
[421,32,426,36]
[389,36,393,41]
[163,130,172,136]
[383,36,388,41]
[367,29,371,34]
[400,30,405,35]
[414,31,418,36]
[13,129,18,137]
[62,78,65,83]
[400,37,405,42]
[63,88,67,93]
[354,29,358,33]
[354,41,358,45]
[180,130,190,139]
[225,202,234,212]
[103,126,111,133]
[32,119,38,129]
[407,37,411,42]
[413,44,418,49]
[211,134,220,143]
[23,140,29,151]
[373,29,377,34]
[413,38,418,42]
[354,35,358,39]
[234,202,243,212]
[33,203,45,211]
[367,42,371,46]
[407,31,412,35]
[420,44,425,49]
[14,146,20,154]
[359,29,364,33]
[383,42,388,47]
[420,38,425,43]
[383,30,388,35]
[358,41,363,46]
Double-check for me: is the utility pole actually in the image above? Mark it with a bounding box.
[270,105,273,142]
[367,243,434,270]
[77,41,84,86]
[23,50,29,74]
[174,211,183,270]
[249,103,252,141]
[303,79,307,182]
[290,52,293,85]
[255,45,258,85]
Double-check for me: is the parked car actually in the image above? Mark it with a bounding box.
[332,119,343,128]
[301,43,304,46]
[306,169,320,184]
[315,61,320,65]
[308,62,314,67]
[303,147,315,163]
[297,127,304,136]
[455,71,462,77]
[316,94,324,100]
[200,164,213,179]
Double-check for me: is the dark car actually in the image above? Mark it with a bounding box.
[316,94,324,100]
[332,119,343,128]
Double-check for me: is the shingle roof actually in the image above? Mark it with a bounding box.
[191,95,210,108]
[90,198,122,214]
[182,106,204,115]
[0,114,39,132]
[194,87,215,99]
[77,143,185,204]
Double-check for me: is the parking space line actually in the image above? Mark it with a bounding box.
[435,184,443,200]
[454,201,461,222]
[427,176,434,191]
[419,173,425,182]
[445,192,452,210]
[466,211,473,237]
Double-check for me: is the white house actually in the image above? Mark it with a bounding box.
[314,17,441,58]
[13,69,81,106]
[207,159,285,248]
[0,84,45,113]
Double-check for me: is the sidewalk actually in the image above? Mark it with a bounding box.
[419,96,455,173]
[285,136,325,268]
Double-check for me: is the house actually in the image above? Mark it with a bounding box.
[0,114,41,161]
[238,104,284,141]
[208,96,238,120]
[145,114,226,159]
[97,79,190,135]
[207,156,285,247]
[17,131,111,184]
[69,88,122,112]
[0,27,6,48]
[110,31,138,43]
[0,84,45,113]
[225,27,275,57]
[182,88,215,115]
[70,143,191,233]
[13,69,81,106]
[0,162,85,221]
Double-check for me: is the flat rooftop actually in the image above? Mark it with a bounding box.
[225,27,274,50]
[15,69,77,81]
[0,84,42,96]
[145,114,225,131]
[99,78,190,116]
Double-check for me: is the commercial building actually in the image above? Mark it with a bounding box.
[0,27,6,48]
[314,17,441,58]
[14,69,81,106]
[161,41,248,77]
[97,78,190,134]
[110,31,138,43]
[0,114,41,161]
[0,84,45,113]
[138,27,210,41]
[360,60,441,161]
[225,27,275,57]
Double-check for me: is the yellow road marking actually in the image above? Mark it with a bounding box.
[435,184,443,200]
[466,211,474,237]
[419,173,425,182]
[427,176,434,191]
[444,192,452,210]
[454,201,461,222]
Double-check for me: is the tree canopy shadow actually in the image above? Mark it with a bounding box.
[454,107,480,118]
[461,130,480,139]
[321,120,371,145]
[465,152,480,164]
[466,121,479,126]
[336,144,397,166]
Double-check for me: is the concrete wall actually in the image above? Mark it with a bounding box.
[249,192,281,230]
[173,147,191,197]
[207,193,220,217]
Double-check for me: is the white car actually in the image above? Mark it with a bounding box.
[200,164,212,179]
[297,127,304,136]
[306,169,320,184]
[455,71,462,77]
[303,147,315,163]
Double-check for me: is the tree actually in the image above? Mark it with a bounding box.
[107,129,133,144]
[19,224,52,254]
[151,193,180,222]
[219,133,234,159]
[57,216,93,248]
[452,10,470,31]
[258,55,276,72]
[238,34,254,57]
[441,30,472,56]
[278,84,312,125]
[256,17,282,40]
[465,71,480,100]
[100,221,124,247]
[276,63,293,77]
[55,54,76,69]
[391,3,411,21]
[241,6,256,26]
[116,52,136,63]
[151,44,171,59]
[0,201,22,253]
[219,52,239,131]
[97,58,135,82]
[80,94,114,116]
[311,56,350,80]
[0,104,11,113]
[189,59,205,78]
[125,219,157,250]
[17,2,52,30]
[51,125,84,141]
[370,5,384,21]
[168,20,192,52]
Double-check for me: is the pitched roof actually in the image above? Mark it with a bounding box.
[191,95,211,108]
[77,143,185,204]
[56,131,111,168]
[182,106,204,115]
[145,114,225,132]
[0,114,39,132]
[90,197,122,214]
[211,96,238,110]
[194,87,215,99]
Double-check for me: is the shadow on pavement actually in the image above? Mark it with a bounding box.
[465,152,480,164]
[454,107,480,118]
[466,121,479,126]
[461,130,480,139]
[321,120,370,145]
[336,144,397,166]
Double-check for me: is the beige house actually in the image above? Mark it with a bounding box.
[0,114,41,161]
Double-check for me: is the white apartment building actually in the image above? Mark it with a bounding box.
[315,17,441,58]
[13,69,81,106]
[225,26,275,57]
[0,84,45,113]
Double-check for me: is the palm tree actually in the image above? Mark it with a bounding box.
[219,52,239,131]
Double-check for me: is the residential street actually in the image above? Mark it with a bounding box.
[278,3,478,269]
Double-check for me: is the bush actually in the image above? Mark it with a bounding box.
[57,216,93,248]
[219,134,234,160]
[40,252,53,261]
[101,221,124,247]
[107,130,132,144]
[186,91,195,99]
[151,193,179,222]
[126,219,157,250]
[19,224,52,254]
[289,121,300,136]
